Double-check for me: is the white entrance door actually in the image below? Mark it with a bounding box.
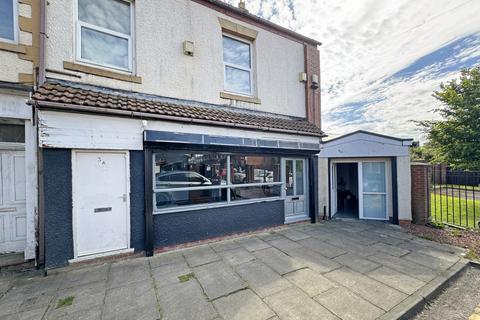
[73,151,129,257]
[284,158,308,222]
[0,151,26,254]
[359,161,388,220]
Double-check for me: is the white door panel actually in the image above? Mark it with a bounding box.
[74,152,129,257]
[0,150,26,253]
[359,161,389,220]
[284,158,308,222]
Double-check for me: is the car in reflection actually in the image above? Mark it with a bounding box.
[156,171,212,188]
[155,171,221,208]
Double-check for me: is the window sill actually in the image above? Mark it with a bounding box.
[63,61,142,84]
[220,92,261,104]
[0,42,26,54]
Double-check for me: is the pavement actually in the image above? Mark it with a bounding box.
[412,265,480,320]
[0,220,470,320]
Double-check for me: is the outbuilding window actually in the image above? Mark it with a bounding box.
[153,152,282,212]
[223,35,253,96]
[0,0,17,43]
[76,0,133,71]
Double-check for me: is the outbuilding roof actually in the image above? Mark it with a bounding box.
[30,82,325,137]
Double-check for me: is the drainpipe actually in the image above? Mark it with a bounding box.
[38,0,47,86]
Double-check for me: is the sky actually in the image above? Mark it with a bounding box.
[223,0,480,141]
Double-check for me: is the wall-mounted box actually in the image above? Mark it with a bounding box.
[183,41,194,56]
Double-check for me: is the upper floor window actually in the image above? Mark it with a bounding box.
[77,0,133,71]
[0,0,17,43]
[223,35,253,96]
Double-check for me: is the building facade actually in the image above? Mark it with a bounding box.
[0,0,40,264]
[32,0,324,268]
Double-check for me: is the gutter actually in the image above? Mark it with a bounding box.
[29,99,327,138]
[38,0,46,85]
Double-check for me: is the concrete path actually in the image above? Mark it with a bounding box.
[0,220,469,320]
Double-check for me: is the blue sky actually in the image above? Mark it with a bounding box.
[224,0,480,141]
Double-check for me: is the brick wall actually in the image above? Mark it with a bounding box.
[304,44,321,128]
[411,163,431,225]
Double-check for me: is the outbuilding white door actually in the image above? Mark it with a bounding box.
[0,150,26,254]
[284,158,308,222]
[359,161,388,220]
[73,151,130,257]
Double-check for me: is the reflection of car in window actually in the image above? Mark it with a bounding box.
[156,171,212,188]
[155,171,215,208]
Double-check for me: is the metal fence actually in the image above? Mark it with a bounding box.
[429,165,480,229]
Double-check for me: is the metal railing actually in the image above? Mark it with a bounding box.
[429,165,480,229]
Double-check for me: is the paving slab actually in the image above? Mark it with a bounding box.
[60,264,108,289]
[151,261,191,288]
[210,239,241,253]
[285,246,341,273]
[298,237,347,259]
[253,247,305,275]
[183,246,221,267]
[236,237,271,252]
[284,268,335,297]
[276,229,311,241]
[103,280,159,320]
[194,260,246,300]
[264,287,339,320]
[257,232,284,242]
[234,260,292,298]
[369,242,410,257]
[402,251,459,271]
[219,247,256,266]
[325,237,379,257]
[46,281,106,319]
[150,251,185,268]
[325,267,407,311]
[315,286,385,320]
[212,289,275,320]
[367,266,426,295]
[266,237,302,252]
[108,258,150,289]
[157,279,217,320]
[333,252,381,274]
[368,252,438,282]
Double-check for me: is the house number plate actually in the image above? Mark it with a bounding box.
[94,207,112,213]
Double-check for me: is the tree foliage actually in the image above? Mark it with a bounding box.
[417,67,480,170]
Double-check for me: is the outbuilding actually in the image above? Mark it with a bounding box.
[318,130,413,224]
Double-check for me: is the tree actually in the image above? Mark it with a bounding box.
[417,67,480,170]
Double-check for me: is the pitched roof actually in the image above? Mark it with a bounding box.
[31,82,324,137]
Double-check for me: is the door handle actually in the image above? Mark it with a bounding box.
[122,194,128,202]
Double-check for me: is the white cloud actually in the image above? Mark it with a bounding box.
[223,0,480,141]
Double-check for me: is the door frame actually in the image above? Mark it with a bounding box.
[330,158,391,220]
[282,157,309,223]
[71,150,131,259]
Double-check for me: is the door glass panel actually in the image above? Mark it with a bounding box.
[285,160,293,196]
[363,194,386,219]
[295,160,304,195]
[362,162,385,192]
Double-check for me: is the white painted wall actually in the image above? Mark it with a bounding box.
[319,132,412,158]
[0,93,37,260]
[0,2,34,83]
[38,110,320,150]
[318,157,329,217]
[45,0,306,118]
[397,156,412,221]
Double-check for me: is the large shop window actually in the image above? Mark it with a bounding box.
[77,0,133,71]
[153,152,282,212]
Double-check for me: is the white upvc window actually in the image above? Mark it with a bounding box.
[223,35,253,96]
[76,0,133,71]
[0,0,18,43]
